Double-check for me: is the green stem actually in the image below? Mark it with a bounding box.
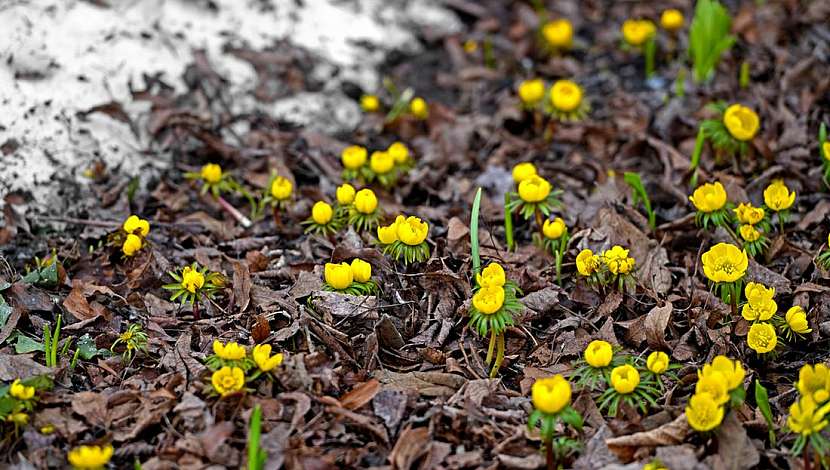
[504,192,514,252]
[535,209,545,240]
[644,37,656,78]
[490,333,505,378]
[731,282,739,318]
[722,223,741,245]
[486,330,496,365]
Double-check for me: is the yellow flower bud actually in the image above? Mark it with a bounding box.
[311,201,333,225]
[270,176,292,200]
[823,141,830,162]
[370,151,395,175]
[388,142,410,164]
[518,175,552,203]
[541,19,573,49]
[341,145,368,170]
[646,351,669,374]
[9,379,35,400]
[360,94,380,112]
[325,262,353,290]
[475,262,505,288]
[689,182,727,213]
[584,340,612,368]
[763,180,795,211]
[350,258,372,283]
[200,163,223,184]
[336,183,356,205]
[603,245,635,275]
[660,9,684,32]
[512,162,537,183]
[745,282,775,306]
[122,215,150,237]
[122,234,143,257]
[621,19,656,46]
[518,79,545,107]
[410,97,429,120]
[542,217,566,240]
[396,216,429,246]
[472,285,505,314]
[377,224,398,245]
[531,375,572,414]
[610,364,640,394]
[723,104,760,141]
[354,189,378,214]
[798,364,830,404]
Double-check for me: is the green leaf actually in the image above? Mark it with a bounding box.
[688,0,735,83]
[77,334,106,360]
[623,172,655,230]
[754,380,776,445]
[15,334,44,354]
[470,187,482,276]
[248,404,267,470]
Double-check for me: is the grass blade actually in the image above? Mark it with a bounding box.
[754,380,776,446]
[471,187,483,275]
[623,172,655,230]
[504,192,514,252]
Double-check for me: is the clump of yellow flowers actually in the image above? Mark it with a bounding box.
[68,444,113,470]
[686,356,745,432]
[162,262,225,320]
[528,374,582,468]
[788,363,830,461]
[206,339,253,371]
[701,102,760,157]
[377,214,430,264]
[763,179,796,232]
[303,200,342,236]
[468,262,523,377]
[118,214,150,257]
[507,163,562,234]
[740,282,810,348]
[734,202,769,257]
[2,377,42,435]
[340,142,414,187]
[701,242,748,316]
[206,340,284,398]
[323,259,377,295]
[574,245,636,292]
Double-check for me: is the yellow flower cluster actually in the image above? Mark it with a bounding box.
[515,79,586,119]
[686,356,744,431]
[377,215,429,246]
[324,259,373,290]
[734,202,766,243]
[575,246,635,281]
[741,282,776,321]
[531,374,572,414]
[10,379,35,401]
[789,364,830,437]
[121,214,151,257]
[208,339,284,397]
[341,142,413,185]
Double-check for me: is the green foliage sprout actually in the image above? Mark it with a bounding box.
[688,0,735,83]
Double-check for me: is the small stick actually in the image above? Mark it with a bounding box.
[215,195,252,228]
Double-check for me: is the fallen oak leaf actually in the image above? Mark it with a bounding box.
[644,302,673,350]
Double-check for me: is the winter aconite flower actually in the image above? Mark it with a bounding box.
[270,176,293,201]
[163,263,224,320]
[378,215,431,264]
[610,365,640,394]
[798,364,830,404]
[342,145,368,171]
[741,297,776,322]
[723,104,759,141]
[123,215,150,237]
[350,258,372,283]
[541,19,573,50]
[397,216,429,245]
[370,151,394,175]
[734,203,765,225]
[67,444,113,470]
[360,94,379,112]
[212,366,245,397]
[410,97,429,120]
[576,249,601,276]
[518,79,545,108]
[689,182,727,213]
[312,201,333,225]
[476,262,506,289]
[786,306,812,335]
[472,286,505,314]
[763,180,796,211]
[748,322,777,354]
[603,246,635,275]
[585,340,613,368]
[337,183,356,205]
[550,80,582,113]
[122,234,143,257]
[542,218,566,240]
[695,373,729,405]
[702,243,748,283]
[354,189,378,214]
[512,162,537,183]
[745,282,774,305]
[388,142,410,165]
[181,266,205,294]
[200,163,223,184]
[532,375,572,414]
[788,396,830,437]
[325,262,353,291]
[377,224,398,245]
[702,356,745,391]
[647,351,669,374]
[252,344,283,372]
[621,19,656,46]
[739,224,760,242]
[213,340,246,361]
[686,393,725,432]
[10,379,34,400]
[518,175,552,203]
[660,9,684,32]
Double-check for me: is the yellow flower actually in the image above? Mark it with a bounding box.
[798,364,830,403]
[181,266,205,294]
[550,79,582,113]
[702,356,745,391]
[200,163,222,184]
[518,175,552,203]
[603,245,635,275]
[325,262,353,290]
[621,19,656,46]
[745,282,775,306]
[531,375,572,414]
[739,224,760,242]
[67,444,113,470]
[646,351,669,374]
[410,97,429,120]
[512,162,537,183]
[542,19,573,49]
[123,215,150,237]
[9,412,28,426]
[463,40,478,53]
[576,249,600,276]
[472,285,505,314]
[734,203,765,225]
[747,322,777,354]
[824,141,830,161]
[660,9,684,32]
[740,297,777,322]
[476,262,506,288]
[542,218,566,240]
[695,372,729,405]
[388,142,410,164]
[342,145,368,170]
[377,223,399,245]
[360,94,379,112]
[252,344,283,372]
[354,189,378,215]
[763,180,796,211]
[350,258,372,283]
[396,216,429,245]
[788,396,830,437]
[688,182,727,213]
[610,364,640,394]
[336,183,356,205]
[723,104,760,141]
[270,176,292,200]
[370,151,395,175]
[786,306,812,334]
[311,201,334,225]
[685,393,725,432]
[211,366,245,397]
[643,462,668,470]
[9,379,35,400]
[584,340,613,368]
[40,424,55,435]
[212,340,246,361]
[122,234,143,257]
[701,243,748,283]
[518,79,545,107]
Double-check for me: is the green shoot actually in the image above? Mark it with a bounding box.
[688,0,735,83]
[754,380,776,446]
[248,404,267,470]
[470,188,483,275]
[42,314,63,368]
[384,87,414,124]
[689,127,706,188]
[624,172,655,230]
[644,37,656,79]
[483,37,496,69]
[739,61,750,89]
[504,192,514,252]
[674,68,686,97]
